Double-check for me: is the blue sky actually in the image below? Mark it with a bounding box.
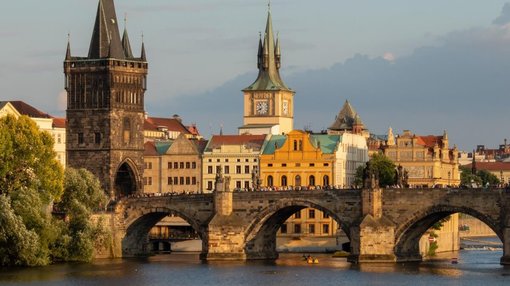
[1,0,509,150]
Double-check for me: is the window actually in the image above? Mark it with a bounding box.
[309,224,315,234]
[322,224,330,234]
[186,177,190,185]
[123,118,131,144]
[244,181,250,189]
[309,209,315,219]
[180,177,184,185]
[168,162,173,169]
[207,181,213,190]
[323,212,329,219]
[245,166,250,174]
[324,163,329,167]
[296,163,301,167]
[236,165,241,174]
[192,162,197,169]
[295,175,301,187]
[145,162,152,169]
[174,162,178,169]
[323,175,330,186]
[281,175,288,186]
[280,224,287,234]
[144,177,152,186]
[236,181,241,188]
[180,162,184,169]
[237,159,241,162]
[309,175,315,186]
[267,176,274,187]
[268,163,273,167]
[174,177,178,185]
[293,140,298,151]
[168,177,173,185]
[78,133,84,144]
[186,162,190,169]
[192,177,197,185]
[95,132,101,144]
[294,210,301,219]
[309,163,315,167]
[294,224,301,234]
[299,140,303,151]
[282,163,287,167]
[225,166,230,174]
[208,166,213,174]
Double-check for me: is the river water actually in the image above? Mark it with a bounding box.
[1,242,509,286]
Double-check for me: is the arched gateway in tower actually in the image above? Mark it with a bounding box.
[64,0,148,200]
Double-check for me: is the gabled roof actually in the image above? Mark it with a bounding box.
[262,135,287,154]
[145,117,192,135]
[144,141,159,156]
[3,101,52,118]
[416,135,443,148]
[205,135,266,152]
[88,0,125,59]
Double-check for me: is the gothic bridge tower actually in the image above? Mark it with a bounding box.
[239,6,295,135]
[64,0,148,200]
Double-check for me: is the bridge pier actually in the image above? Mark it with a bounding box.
[502,227,510,265]
[348,188,397,263]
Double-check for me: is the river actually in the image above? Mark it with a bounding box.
[1,241,509,286]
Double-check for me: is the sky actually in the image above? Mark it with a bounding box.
[1,0,509,151]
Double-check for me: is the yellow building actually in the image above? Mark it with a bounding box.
[382,129,460,187]
[202,135,266,192]
[239,8,294,135]
[260,130,340,238]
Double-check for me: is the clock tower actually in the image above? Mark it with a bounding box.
[239,7,294,135]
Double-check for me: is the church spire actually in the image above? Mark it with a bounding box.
[140,34,147,61]
[88,0,125,59]
[244,5,290,91]
[122,14,134,58]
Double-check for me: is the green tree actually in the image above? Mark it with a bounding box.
[53,168,110,262]
[460,166,481,187]
[355,153,396,187]
[477,170,500,186]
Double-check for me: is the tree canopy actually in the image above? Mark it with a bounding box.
[355,153,396,188]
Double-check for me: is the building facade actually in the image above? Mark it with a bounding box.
[202,135,266,192]
[239,8,294,135]
[64,0,148,199]
[382,129,460,187]
[333,133,369,188]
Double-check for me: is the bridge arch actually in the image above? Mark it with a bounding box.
[121,206,206,257]
[243,199,352,259]
[394,205,502,262]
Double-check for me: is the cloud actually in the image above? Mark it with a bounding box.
[493,3,510,25]
[383,52,396,62]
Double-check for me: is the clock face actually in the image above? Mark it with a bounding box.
[283,101,289,115]
[256,101,268,115]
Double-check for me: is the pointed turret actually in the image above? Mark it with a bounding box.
[65,35,72,61]
[275,33,281,69]
[257,33,263,69]
[88,0,125,59]
[122,16,134,58]
[442,130,449,149]
[141,41,147,61]
[329,100,357,131]
[244,7,290,91]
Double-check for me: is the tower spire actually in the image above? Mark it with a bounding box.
[140,33,147,61]
[122,13,134,58]
[88,0,125,59]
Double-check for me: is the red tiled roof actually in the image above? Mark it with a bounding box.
[207,135,266,151]
[144,141,159,156]
[145,117,191,134]
[466,162,510,171]
[187,124,201,136]
[52,117,66,128]
[416,135,442,148]
[193,139,209,154]
[7,101,52,118]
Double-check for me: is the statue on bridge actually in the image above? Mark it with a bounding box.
[395,165,409,188]
[251,166,261,190]
[214,166,231,192]
[362,161,379,189]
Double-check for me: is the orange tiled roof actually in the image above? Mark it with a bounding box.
[416,135,443,148]
[144,141,159,156]
[52,117,66,128]
[466,162,510,171]
[145,117,191,134]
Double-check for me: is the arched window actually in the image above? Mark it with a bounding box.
[293,140,298,151]
[323,175,330,187]
[267,175,274,187]
[281,175,288,187]
[309,175,315,186]
[295,175,301,187]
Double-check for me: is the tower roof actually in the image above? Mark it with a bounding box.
[329,100,362,131]
[88,0,125,59]
[244,9,291,92]
[121,17,134,58]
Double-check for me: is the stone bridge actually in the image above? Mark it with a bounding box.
[107,186,510,265]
